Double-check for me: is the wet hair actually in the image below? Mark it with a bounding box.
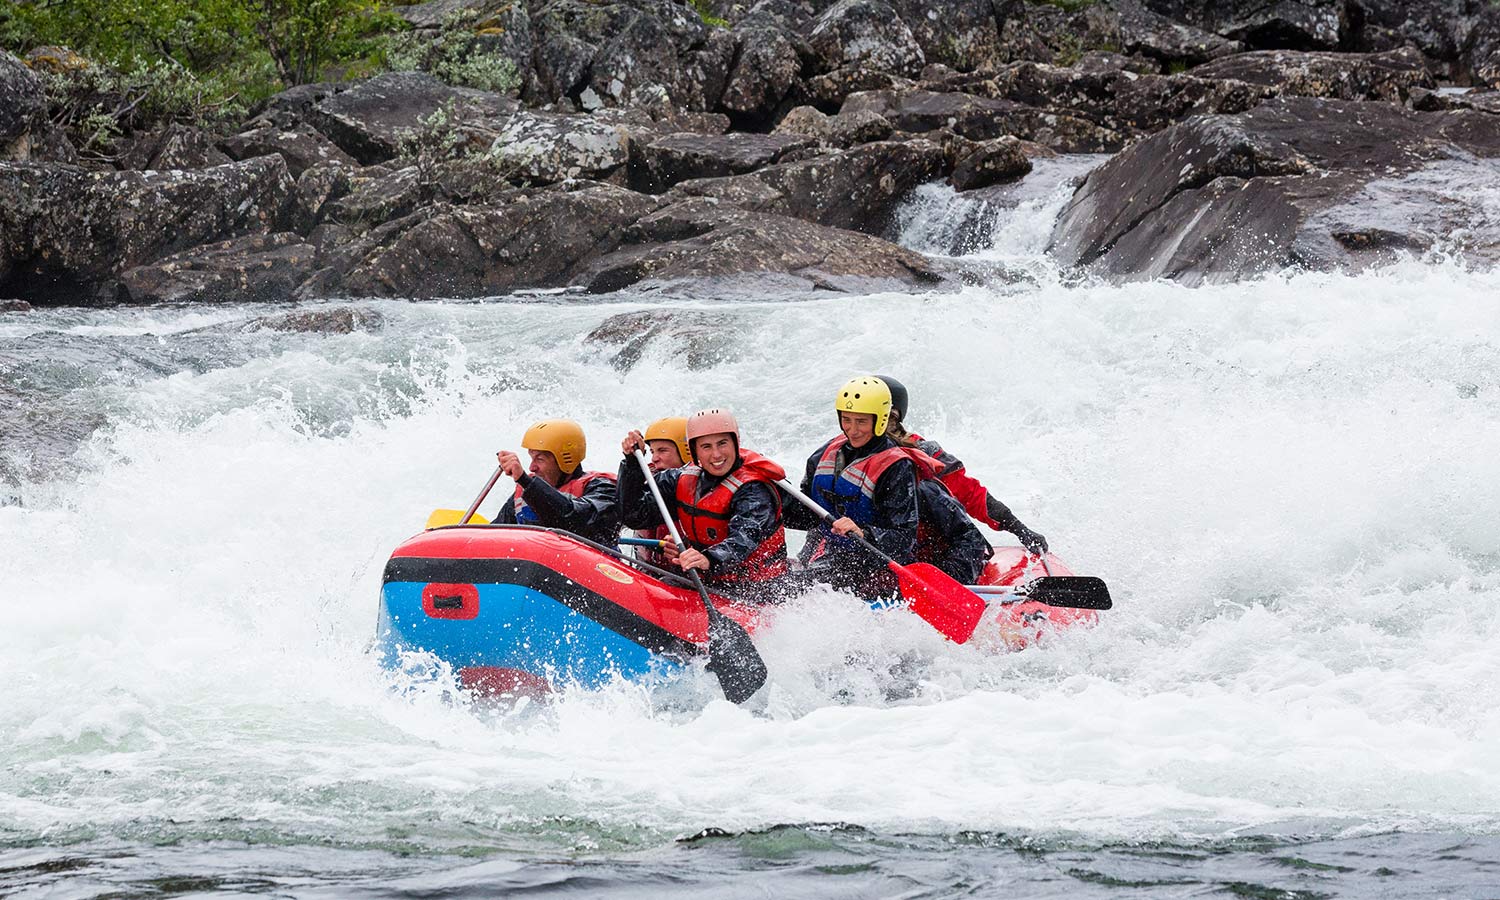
[885,409,918,447]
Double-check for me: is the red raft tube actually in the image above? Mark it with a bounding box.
[374,525,1098,696]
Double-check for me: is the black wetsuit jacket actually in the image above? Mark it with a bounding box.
[495,469,620,547]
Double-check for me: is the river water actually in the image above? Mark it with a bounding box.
[3,159,1500,897]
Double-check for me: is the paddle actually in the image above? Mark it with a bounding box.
[619,536,668,549]
[776,478,987,644]
[967,576,1113,610]
[425,465,504,529]
[633,449,768,704]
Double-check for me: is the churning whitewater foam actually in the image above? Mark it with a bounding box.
[3,194,1500,863]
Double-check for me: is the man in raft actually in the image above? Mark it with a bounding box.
[617,408,794,603]
[494,418,620,547]
[633,416,690,566]
[783,376,927,596]
[879,375,1049,556]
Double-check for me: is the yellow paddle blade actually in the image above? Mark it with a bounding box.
[425,509,490,528]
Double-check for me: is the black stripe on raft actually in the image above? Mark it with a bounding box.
[383,557,700,660]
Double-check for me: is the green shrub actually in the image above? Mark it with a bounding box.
[42,57,269,157]
[382,10,520,93]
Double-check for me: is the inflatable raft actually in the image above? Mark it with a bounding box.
[375,524,1098,696]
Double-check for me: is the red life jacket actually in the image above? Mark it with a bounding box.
[810,435,944,519]
[906,432,999,528]
[512,470,616,524]
[674,450,790,582]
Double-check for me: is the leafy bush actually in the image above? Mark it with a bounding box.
[382,10,520,93]
[43,57,267,156]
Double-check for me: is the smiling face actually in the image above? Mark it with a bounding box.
[839,411,877,448]
[692,433,738,477]
[646,439,685,472]
[527,449,564,486]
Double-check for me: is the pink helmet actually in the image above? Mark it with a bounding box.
[685,408,740,461]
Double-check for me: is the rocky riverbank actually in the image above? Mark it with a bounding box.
[3,0,1499,307]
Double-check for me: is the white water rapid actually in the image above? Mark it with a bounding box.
[3,159,1500,887]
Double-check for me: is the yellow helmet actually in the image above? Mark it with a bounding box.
[835,375,892,437]
[521,418,586,474]
[643,415,690,464]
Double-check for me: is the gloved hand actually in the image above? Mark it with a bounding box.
[1011,523,1048,556]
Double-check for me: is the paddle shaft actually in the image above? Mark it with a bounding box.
[461,465,505,526]
[631,448,767,703]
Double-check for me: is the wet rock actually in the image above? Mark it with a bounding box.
[721,26,805,123]
[1050,97,1500,283]
[116,233,316,304]
[220,124,358,177]
[773,105,893,148]
[1191,47,1436,102]
[667,138,947,233]
[580,198,943,293]
[585,308,743,370]
[306,72,517,164]
[0,156,293,304]
[118,124,233,171]
[0,51,46,160]
[298,182,659,299]
[1409,86,1500,116]
[949,136,1032,191]
[235,304,385,334]
[628,131,818,193]
[0,299,31,312]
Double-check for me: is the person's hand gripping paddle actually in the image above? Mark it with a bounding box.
[777,478,988,643]
[635,449,768,704]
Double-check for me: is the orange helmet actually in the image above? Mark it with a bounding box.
[521,419,586,473]
[685,408,740,461]
[643,416,690,464]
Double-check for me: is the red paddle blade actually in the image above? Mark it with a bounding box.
[890,561,987,644]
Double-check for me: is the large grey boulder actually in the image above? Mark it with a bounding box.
[297,182,660,299]
[1049,97,1500,283]
[1138,0,1349,50]
[0,156,293,304]
[116,233,317,304]
[666,139,948,234]
[1,51,47,161]
[628,131,817,193]
[118,124,234,171]
[1191,47,1436,101]
[720,26,805,123]
[529,0,735,112]
[306,72,517,164]
[1112,0,1244,67]
[773,105,894,148]
[580,198,943,293]
[487,110,635,183]
[842,89,1124,152]
[808,0,925,79]
[220,124,358,177]
[887,0,1002,71]
[586,308,744,371]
